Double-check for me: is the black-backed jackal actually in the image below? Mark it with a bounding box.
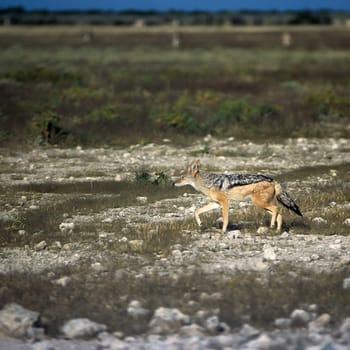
[174,159,302,233]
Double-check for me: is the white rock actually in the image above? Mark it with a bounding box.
[115,174,123,182]
[129,240,144,251]
[136,196,148,203]
[149,307,190,334]
[179,324,205,336]
[59,222,75,233]
[53,276,71,287]
[308,313,331,332]
[245,333,272,349]
[0,303,43,338]
[102,218,113,223]
[257,226,269,235]
[343,218,350,226]
[340,317,350,343]
[34,240,47,251]
[205,315,229,333]
[290,309,311,326]
[263,244,277,261]
[343,277,350,290]
[127,300,149,317]
[239,323,260,340]
[274,318,291,329]
[227,230,242,239]
[312,217,327,224]
[91,262,105,272]
[61,318,107,339]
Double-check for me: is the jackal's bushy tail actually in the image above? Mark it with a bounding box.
[276,190,303,216]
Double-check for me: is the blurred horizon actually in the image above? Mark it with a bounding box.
[1,0,350,12]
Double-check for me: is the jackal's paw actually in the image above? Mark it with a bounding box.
[195,219,202,227]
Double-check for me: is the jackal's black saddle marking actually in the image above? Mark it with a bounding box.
[202,173,274,190]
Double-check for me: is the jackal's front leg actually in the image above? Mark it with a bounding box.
[195,202,220,228]
[219,198,229,233]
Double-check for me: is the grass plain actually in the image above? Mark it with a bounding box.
[0,25,349,147]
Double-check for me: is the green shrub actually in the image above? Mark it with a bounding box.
[4,66,82,84]
[306,90,350,121]
[86,103,141,125]
[135,170,171,186]
[208,99,279,134]
[31,111,61,131]
[150,92,201,133]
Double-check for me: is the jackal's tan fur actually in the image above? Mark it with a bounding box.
[174,159,302,233]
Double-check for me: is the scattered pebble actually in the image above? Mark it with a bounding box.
[136,196,148,203]
[343,277,350,290]
[312,217,327,224]
[61,318,107,339]
[290,309,311,327]
[257,226,269,235]
[263,244,277,261]
[59,222,75,233]
[34,241,47,251]
[127,300,149,318]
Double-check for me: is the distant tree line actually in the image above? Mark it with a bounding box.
[0,7,348,26]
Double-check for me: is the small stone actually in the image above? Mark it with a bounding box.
[50,241,62,250]
[59,222,75,233]
[129,239,144,251]
[280,231,290,238]
[312,217,327,224]
[127,300,149,318]
[245,333,272,349]
[34,240,47,251]
[343,277,350,290]
[102,218,113,223]
[62,243,73,250]
[149,307,190,335]
[205,315,229,333]
[263,244,277,261]
[274,318,291,329]
[91,262,105,272]
[18,196,27,206]
[18,230,26,236]
[290,309,311,327]
[227,230,242,239]
[343,218,350,226]
[180,324,205,336]
[257,226,269,235]
[239,323,260,340]
[61,318,107,339]
[0,303,44,338]
[53,276,71,287]
[310,254,320,261]
[136,196,148,203]
[340,318,350,341]
[309,313,331,332]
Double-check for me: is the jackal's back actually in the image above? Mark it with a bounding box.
[201,172,274,191]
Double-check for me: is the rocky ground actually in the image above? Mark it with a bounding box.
[0,137,349,349]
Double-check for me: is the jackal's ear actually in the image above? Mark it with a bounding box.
[190,159,201,174]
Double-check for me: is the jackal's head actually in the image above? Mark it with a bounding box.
[174,159,200,187]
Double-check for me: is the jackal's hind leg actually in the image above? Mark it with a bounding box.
[264,205,281,229]
[265,205,281,231]
[276,213,283,231]
[195,202,220,228]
